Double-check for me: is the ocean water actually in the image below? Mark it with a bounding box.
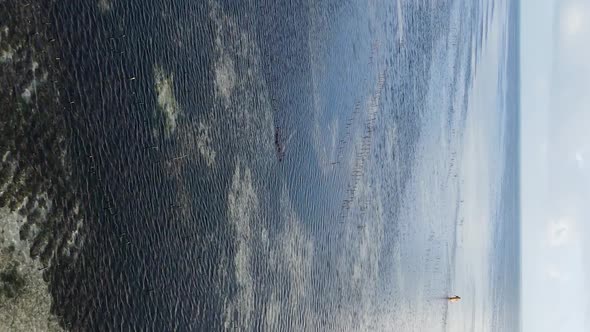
[0,0,519,331]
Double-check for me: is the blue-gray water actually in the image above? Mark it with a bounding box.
[0,0,520,330]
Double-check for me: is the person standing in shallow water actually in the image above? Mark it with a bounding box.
[447,295,461,302]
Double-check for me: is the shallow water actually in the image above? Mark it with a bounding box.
[0,0,519,330]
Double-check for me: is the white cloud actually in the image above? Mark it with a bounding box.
[556,1,590,71]
[547,217,574,247]
[560,3,586,38]
[547,265,563,280]
[575,151,585,168]
[522,0,590,330]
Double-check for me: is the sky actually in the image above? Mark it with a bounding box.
[521,0,590,331]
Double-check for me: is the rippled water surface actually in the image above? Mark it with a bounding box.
[0,0,520,330]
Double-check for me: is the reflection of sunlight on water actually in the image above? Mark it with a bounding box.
[214,53,235,104]
[209,0,274,167]
[224,158,315,330]
[448,0,509,331]
[97,0,111,13]
[153,62,217,167]
[208,1,283,325]
[153,65,180,137]
[225,159,257,329]
[362,0,509,330]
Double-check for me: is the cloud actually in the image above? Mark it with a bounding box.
[547,217,573,247]
[522,0,590,329]
[547,265,562,280]
[575,151,585,168]
[560,3,586,39]
[555,0,590,71]
[547,0,590,202]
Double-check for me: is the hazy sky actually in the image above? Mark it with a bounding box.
[521,0,590,331]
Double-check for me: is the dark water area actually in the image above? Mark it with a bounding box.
[1,0,519,330]
[49,1,230,329]
[49,1,425,329]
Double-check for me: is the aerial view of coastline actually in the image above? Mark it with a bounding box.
[1,0,520,331]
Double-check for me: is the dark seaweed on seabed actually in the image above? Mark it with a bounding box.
[0,0,85,326]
